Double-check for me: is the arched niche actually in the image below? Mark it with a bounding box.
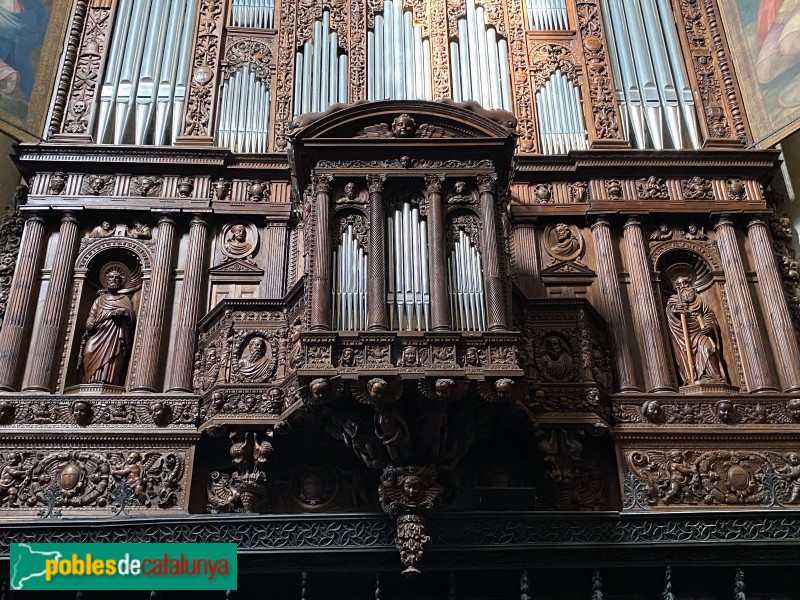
[59,238,154,393]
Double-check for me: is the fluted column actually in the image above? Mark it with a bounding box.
[478,174,507,330]
[425,174,450,331]
[367,174,387,331]
[0,215,45,391]
[591,218,640,392]
[715,216,775,392]
[24,213,79,391]
[167,215,208,392]
[622,217,674,392]
[130,214,175,392]
[747,218,800,391]
[513,225,545,298]
[311,174,333,331]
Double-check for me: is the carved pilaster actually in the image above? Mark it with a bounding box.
[311,174,334,331]
[512,225,545,299]
[575,0,626,148]
[54,0,114,139]
[748,218,800,391]
[176,0,225,145]
[591,218,640,392]
[670,0,746,147]
[264,222,290,298]
[349,0,367,101]
[425,174,450,331]
[505,0,537,151]
[273,0,297,150]
[714,216,774,392]
[478,174,506,331]
[167,215,208,393]
[428,0,451,100]
[130,215,175,392]
[622,218,675,392]
[24,213,80,392]
[367,174,387,330]
[0,216,46,391]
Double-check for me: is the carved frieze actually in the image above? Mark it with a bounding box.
[625,449,800,507]
[615,396,800,426]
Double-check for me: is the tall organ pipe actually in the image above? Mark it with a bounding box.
[537,69,588,154]
[603,0,700,149]
[94,0,196,145]
[294,10,349,115]
[448,230,485,332]
[230,0,275,28]
[449,0,512,111]
[387,203,430,331]
[333,226,368,331]
[367,0,431,100]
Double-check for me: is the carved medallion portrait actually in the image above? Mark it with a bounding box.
[543,223,584,263]
[219,222,258,260]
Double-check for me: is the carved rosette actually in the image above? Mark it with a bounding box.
[181,0,224,139]
[59,1,112,136]
[575,0,624,144]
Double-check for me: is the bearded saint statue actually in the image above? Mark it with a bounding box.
[665,264,728,386]
[80,266,136,385]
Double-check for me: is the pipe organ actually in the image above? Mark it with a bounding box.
[216,65,271,153]
[536,69,588,154]
[294,10,349,115]
[367,0,432,101]
[230,0,275,28]
[387,203,430,331]
[449,0,513,111]
[525,0,569,30]
[448,229,486,332]
[333,223,368,331]
[600,0,700,150]
[95,0,196,145]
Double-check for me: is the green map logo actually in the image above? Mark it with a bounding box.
[10,543,237,591]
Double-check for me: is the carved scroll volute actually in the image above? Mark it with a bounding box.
[574,0,627,148]
[52,0,115,140]
[176,0,225,145]
[668,0,749,147]
[505,0,538,152]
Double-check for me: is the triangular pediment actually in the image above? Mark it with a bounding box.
[542,261,596,277]
[209,258,265,276]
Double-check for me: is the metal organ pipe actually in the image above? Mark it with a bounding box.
[230,0,275,29]
[525,0,568,30]
[386,203,430,331]
[216,64,270,153]
[449,0,512,111]
[367,0,431,100]
[294,10,349,115]
[94,0,195,145]
[536,69,588,154]
[602,0,700,149]
[448,230,485,332]
[333,225,368,331]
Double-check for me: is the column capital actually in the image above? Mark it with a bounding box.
[367,174,386,193]
[623,216,642,229]
[477,173,498,193]
[424,174,445,194]
[312,173,334,194]
[591,216,611,230]
[156,213,176,226]
[747,217,769,230]
[714,214,735,229]
[24,212,45,225]
[190,214,208,227]
[60,212,78,225]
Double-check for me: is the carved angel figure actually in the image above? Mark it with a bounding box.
[379,466,443,514]
[0,452,28,506]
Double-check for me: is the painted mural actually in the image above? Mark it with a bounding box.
[719,0,800,146]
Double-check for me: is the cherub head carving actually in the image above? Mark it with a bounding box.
[392,114,417,138]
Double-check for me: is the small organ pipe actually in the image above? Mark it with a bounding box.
[387,217,396,328]
[413,22,425,99]
[392,0,403,99]
[311,19,323,112]
[403,9,414,99]
[374,16,383,99]
[451,41,462,102]
[465,0,481,103]
[486,26,501,109]
[367,30,375,100]
[320,12,331,110]
[458,19,472,101]
[498,38,512,111]
[383,1,393,99]
[394,211,404,328]
[339,54,348,102]
[301,41,312,113]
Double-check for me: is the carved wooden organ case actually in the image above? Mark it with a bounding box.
[0,0,798,576]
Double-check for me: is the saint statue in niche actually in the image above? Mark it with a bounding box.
[80,264,136,386]
[237,337,274,382]
[664,264,729,386]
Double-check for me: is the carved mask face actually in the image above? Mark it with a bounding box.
[392,114,416,138]
[403,476,423,502]
[454,181,465,194]
[788,399,800,422]
[72,401,91,424]
[465,348,478,365]
[555,225,571,242]
[341,348,354,364]
[344,182,356,199]
[101,221,112,231]
[643,400,662,421]
[248,338,266,360]
[403,347,417,363]
[105,270,124,292]
[368,379,387,399]
[231,225,247,242]
[716,401,733,423]
[310,379,328,400]
[546,337,563,360]
[434,379,453,399]
[495,378,514,398]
